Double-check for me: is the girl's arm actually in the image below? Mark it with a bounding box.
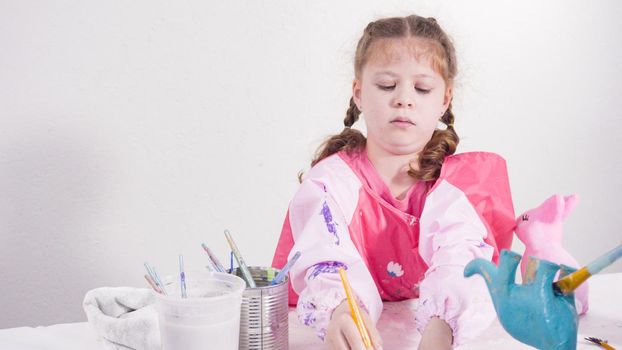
[286,177,383,341]
[415,179,499,346]
[415,153,515,347]
[418,317,453,350]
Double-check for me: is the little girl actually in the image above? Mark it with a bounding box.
[272,14,515,350]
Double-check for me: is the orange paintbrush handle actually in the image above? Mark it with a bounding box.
[338,268,372,349]
[586,337,616,350]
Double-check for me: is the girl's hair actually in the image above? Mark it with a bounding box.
[311,15,459,182]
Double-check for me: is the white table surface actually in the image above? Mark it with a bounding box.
[1,273,620,350]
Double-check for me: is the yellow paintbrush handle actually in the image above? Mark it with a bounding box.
[339,268,372,349]
[554,267,591,295]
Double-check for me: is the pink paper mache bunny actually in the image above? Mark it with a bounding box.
[515,194,589,314]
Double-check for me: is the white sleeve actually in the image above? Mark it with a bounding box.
[416,180,497,346]
[288,178,382,340]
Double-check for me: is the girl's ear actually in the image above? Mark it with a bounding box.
[352,79,362,110]
[442,84,453,112]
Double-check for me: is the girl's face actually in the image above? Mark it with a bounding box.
[353,39,452,158]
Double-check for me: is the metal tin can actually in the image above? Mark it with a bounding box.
[234,266,289,350]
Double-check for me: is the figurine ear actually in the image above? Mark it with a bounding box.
[561,194,578,221]
[538,194,563,223]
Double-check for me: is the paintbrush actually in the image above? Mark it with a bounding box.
[338,267,372,349]
[224,229,257,288]
[553,244,622,295]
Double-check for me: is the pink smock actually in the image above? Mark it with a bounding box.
[272,150,515,345]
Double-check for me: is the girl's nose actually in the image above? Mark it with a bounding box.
[393,92,415,108]
[395,100,414,108]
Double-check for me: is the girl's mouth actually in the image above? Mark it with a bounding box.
[390,117,415,126]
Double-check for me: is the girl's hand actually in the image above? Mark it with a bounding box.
[325,299,383,350]
[417,317,453,350]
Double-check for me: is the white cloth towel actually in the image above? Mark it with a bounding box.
[82,287,160,350]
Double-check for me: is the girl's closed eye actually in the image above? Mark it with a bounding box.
[377,83,396,91]
[375,83,432,94]
[415,86,432,94]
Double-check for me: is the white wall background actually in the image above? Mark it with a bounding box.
[1,0,620,328]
